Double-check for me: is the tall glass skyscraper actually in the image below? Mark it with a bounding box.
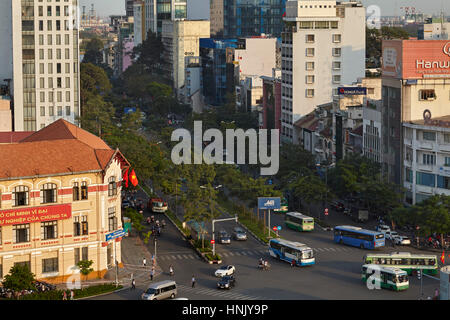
[211,0,286,38]
[145,0,187,36]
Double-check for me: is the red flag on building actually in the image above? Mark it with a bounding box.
[441,251,445,264]
[123,169,129,188]
[129,169,138,187]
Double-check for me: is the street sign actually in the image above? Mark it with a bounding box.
[277,226,282,231]
[210,239,215,244]
[338,87,367,95]
[258,197,281,210]
[105,229,125,242]
[272,226,278,231]
[325,208,329,216]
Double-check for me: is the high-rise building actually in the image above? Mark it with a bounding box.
[210,0,286,38]
[0,0,81,132]
[145,0,187,36]
[280,0,366,143]
[381,39,450,185]
[161,20,210,97]
[133,0,146,46]
[126,0,135,17]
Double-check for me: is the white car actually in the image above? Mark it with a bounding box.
[376,225,391,234]
[385,231,399,240]
[214,265,235,277]
[393,235,411,245]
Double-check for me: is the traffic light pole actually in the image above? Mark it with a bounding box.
[212,216,238,257]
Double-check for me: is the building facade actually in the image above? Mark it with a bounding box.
[133,0,146,46]
[403,116,450,204]
[161,20,210,97]
[281,0,366,143]
[261,70,282,131]
[0,0,81,132]
[145,0,187,36]
[418,18,449,40]
[211,0,287,38]
[0,119,129,283]
[381,39,450,185]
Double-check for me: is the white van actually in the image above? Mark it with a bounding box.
[141,280,177,300]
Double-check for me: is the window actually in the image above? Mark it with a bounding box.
[57,91,62,102]
[81,216,88,235]
[49,106,54,116]
[40,183,57,204]
[306,34,315,43]
[333,34,342,43]
[40,78,45,89]
[306,75,315,84]
[41,221,58,240]
[81,181,88,200]
[306,62,315,71]
[48,49,53,59]
[405,168,413,183]
[423,131,436,141]
[39,49,44,60]
[368,88,375,95]
[299,21,313,29]
[444,134,450,143]
[108,207,118,231]
[73,216,81,236]
[48,92,53,103]
[42,258,58,273]
[57,78,62,88]
[330,21,338,29]
[47,6,52,16]
[108,177,117,196]
[332,61,341,70]
[82,247,88,261]
[65,91,70,102]
[65,63,70,73]
[422,153,435,165]
[57,63,61,74]
[65,48,70,59]
[437,175,450,190]
[39,20,44,31]
[420,90,436,100]
[47,20,52,31]
[48,63,53,74]
[56,20,61,31]
[306,89,315,97]
[73,182,79,201]
[74,248,80,265]
[57,106,62,116]
[56,6,60,16]
[13,186,29,207]
[306,48,315,57]
[56,34,61,45]
[315,21,329,29]
[333,75,341,83]
[39,6,43,16]
[445,157,450,167]
[40,92,45,103]
[65,77,70,88]
[416,172,435,187]
[56,49,61,60]
[65,34,70,45]
[13,224,30,243]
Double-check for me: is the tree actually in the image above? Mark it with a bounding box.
[77,260,94,281]
[82,37,105,66]
[132,31,165,75]
[289,174,330,215]
[2,265,35,297]
[366,27,410,67]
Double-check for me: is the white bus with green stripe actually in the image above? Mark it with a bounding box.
[285,212,314,232]
[364,252,438,276]
[361,264,409,291]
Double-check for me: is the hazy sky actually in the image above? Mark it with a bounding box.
[79,0,448,19]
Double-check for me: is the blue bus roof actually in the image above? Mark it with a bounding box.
[334,225,383,236]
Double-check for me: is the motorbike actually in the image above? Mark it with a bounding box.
[161,220,166,228]
[258,261,270,270]
[169,267,174,276]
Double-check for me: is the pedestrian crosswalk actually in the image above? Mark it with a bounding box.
[155,246,362,261]
[176,284,268,300]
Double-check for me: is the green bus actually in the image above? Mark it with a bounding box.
[364,252,438,275]
[285,212,314,232]
[361,264,409,291]
[274,198,288,214]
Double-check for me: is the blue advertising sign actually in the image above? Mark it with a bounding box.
[258,197,281,210]
[106,229,125,241]
[338,87,367,95]
[124,107,137,114]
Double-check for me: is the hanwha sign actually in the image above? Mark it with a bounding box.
[444,42,450,57]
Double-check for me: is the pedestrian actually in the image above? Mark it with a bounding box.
[291,259,296,267]
[62,291,67,300]
[131,278,136,290]
[142,257,147,268]
[191,275,196,288]
[434,288,439,300]
[150,269,154,281]
[70,290,74,300]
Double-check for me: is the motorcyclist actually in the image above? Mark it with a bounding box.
[169,265,174,276]
[162,220,166,228]
[146,217,151,224]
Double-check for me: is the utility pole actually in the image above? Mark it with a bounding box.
[211,216,238,256]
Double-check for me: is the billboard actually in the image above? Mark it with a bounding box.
[338,87,367,95]
[0,204,72,226]
[258,197,281,210]
[382,40,450,79]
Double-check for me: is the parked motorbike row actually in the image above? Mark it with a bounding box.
[0,281,56,298]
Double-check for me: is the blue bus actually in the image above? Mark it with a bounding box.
[334,226,385,249]
[268,239,315,266]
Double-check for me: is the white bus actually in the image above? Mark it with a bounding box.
[361,264,409,291]
[268,238,315,266]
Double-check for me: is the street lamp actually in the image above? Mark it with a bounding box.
[200,184,223,256]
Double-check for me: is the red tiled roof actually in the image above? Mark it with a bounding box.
[21,119,110,150]
[0,119,129,180]
[0,132,34,144]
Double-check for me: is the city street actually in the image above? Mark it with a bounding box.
[92,194,440,300]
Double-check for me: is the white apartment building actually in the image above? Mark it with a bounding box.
[281,0,366,143]
[133,0,145,47]
[161,20,210,98]
[419,20,449,40]
[403,116,450,204]
[145,0,187,36]
[0,0,81,132]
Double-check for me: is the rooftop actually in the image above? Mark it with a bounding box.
[0,119,129,181]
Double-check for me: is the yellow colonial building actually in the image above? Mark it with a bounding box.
[0,119,129,283]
